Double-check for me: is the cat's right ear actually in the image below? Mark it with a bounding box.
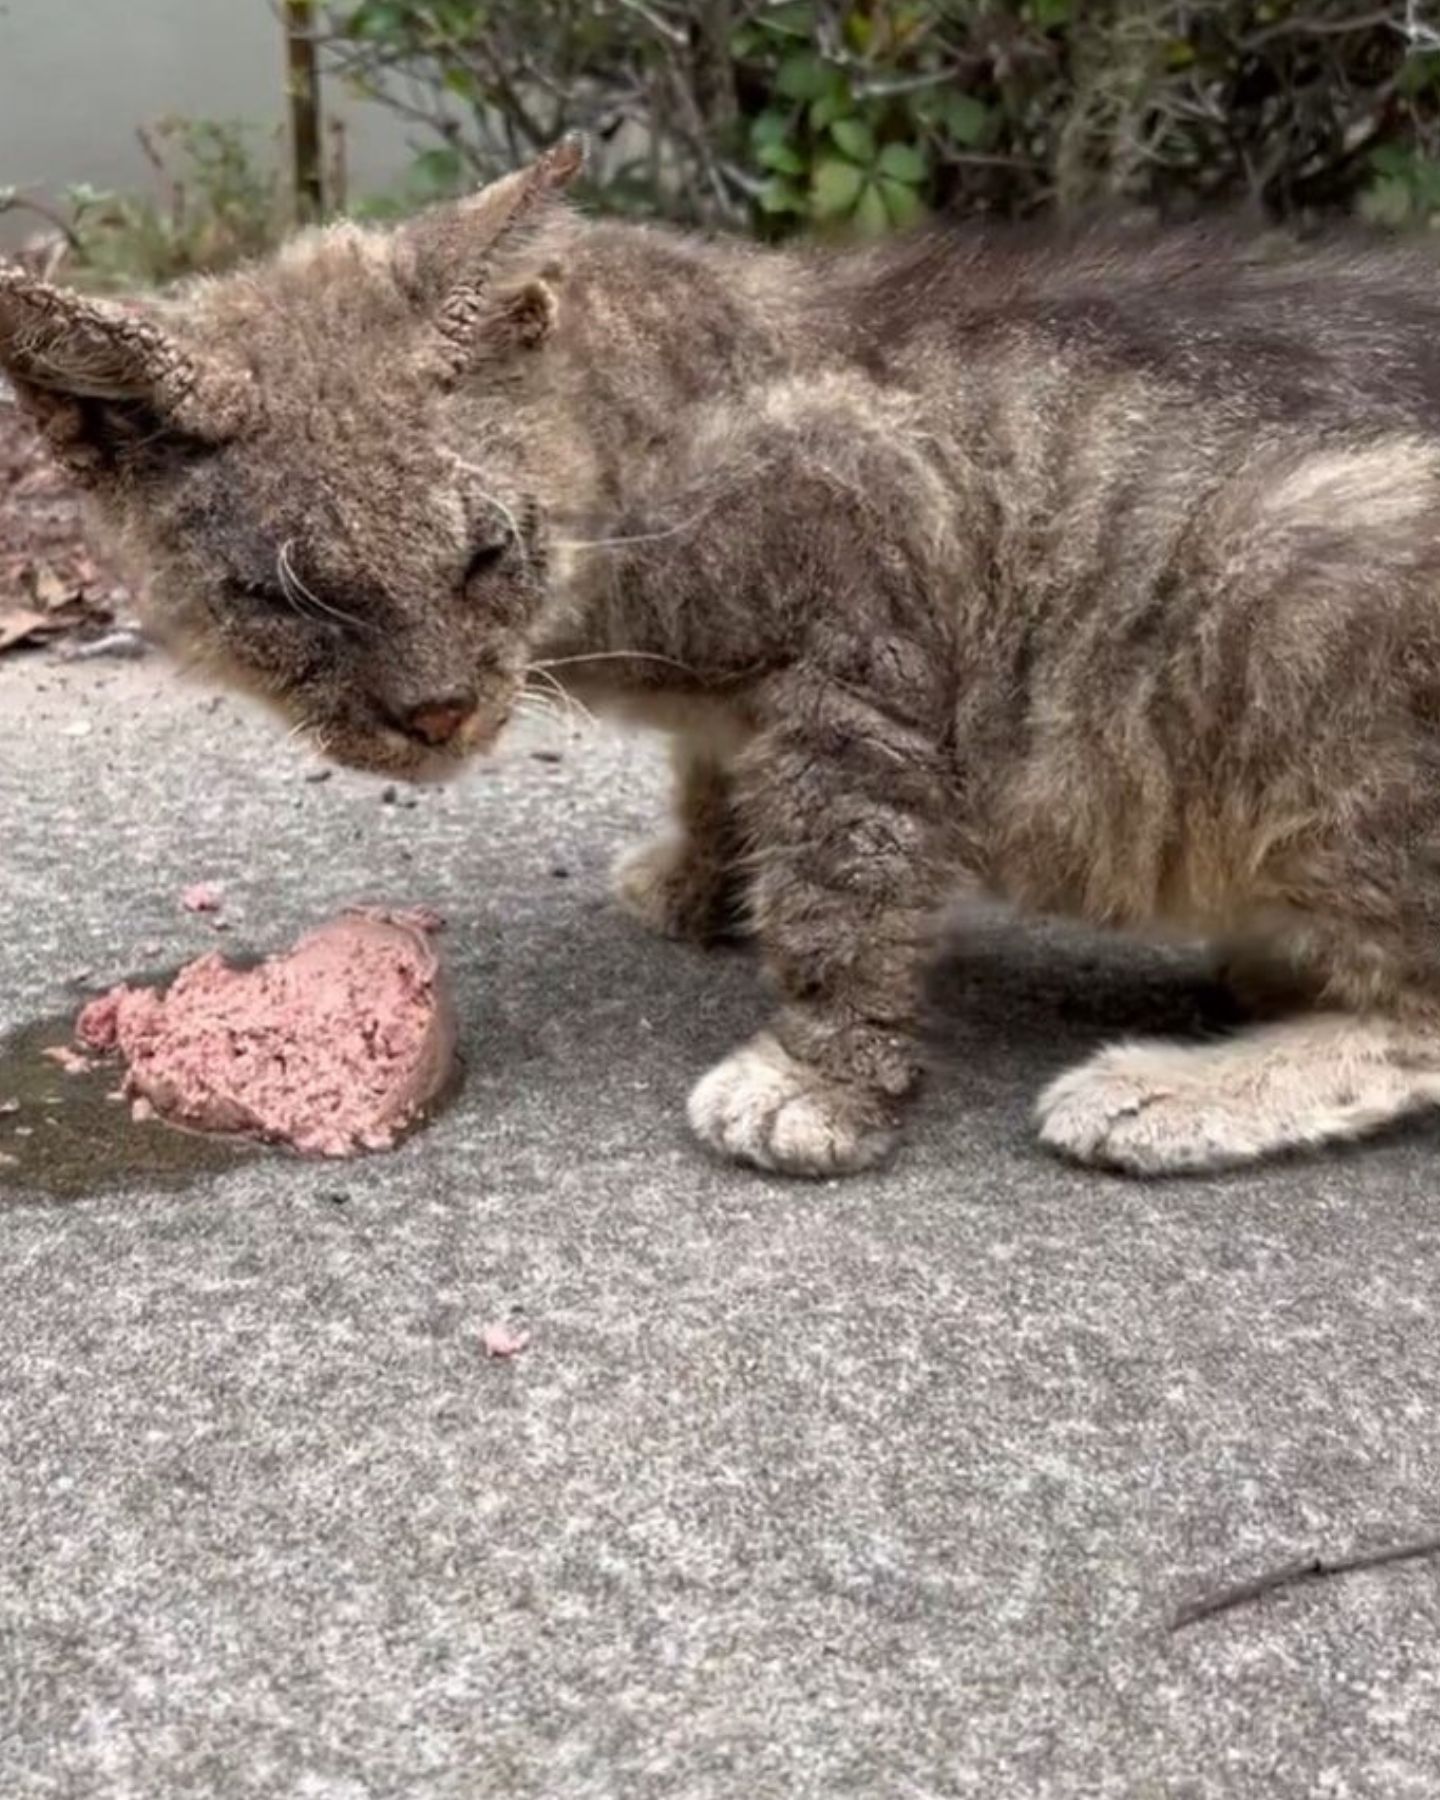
[0,266,251,479]
[393,136,585,310]
[393,137,585,385]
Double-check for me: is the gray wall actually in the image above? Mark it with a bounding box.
[0,0,414,243]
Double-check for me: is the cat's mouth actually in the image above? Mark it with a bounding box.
[319,694,514,781]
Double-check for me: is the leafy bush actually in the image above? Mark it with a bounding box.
[320,0,1440,235]
[1,118,287,290]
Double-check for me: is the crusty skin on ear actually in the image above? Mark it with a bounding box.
[0,266,253,468]
[396,133,585,380]
[12,151,1440,1181]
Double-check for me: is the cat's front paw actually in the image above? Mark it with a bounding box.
[1036,1041,1263,1175]
[687,1032,897,1176]
[612,835,745,946]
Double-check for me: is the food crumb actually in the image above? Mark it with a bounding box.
[180,883,223,914]
[41,1044,93,1074]
[480,1323,531,1359]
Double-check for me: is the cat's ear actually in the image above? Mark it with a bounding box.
[395,136,584,381]
[0,266,251,478]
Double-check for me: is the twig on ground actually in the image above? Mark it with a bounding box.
[1171,1532,1440,1631]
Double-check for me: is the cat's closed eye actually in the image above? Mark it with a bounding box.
[462,537,512,586]
[220,576,297,618]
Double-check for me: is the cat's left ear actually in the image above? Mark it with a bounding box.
[397,136,584,381]
[0,266,252,477]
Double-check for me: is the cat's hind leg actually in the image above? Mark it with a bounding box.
[1036,1011,1440,1175]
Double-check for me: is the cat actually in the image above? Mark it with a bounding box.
[7,136,1440,1179]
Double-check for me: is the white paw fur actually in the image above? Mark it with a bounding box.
[688,1032,896,1176]
[1036,1016,1440,1175]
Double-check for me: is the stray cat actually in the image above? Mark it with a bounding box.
[6,137,1440,1178]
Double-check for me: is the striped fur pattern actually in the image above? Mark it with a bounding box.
[6,153,1440,1175]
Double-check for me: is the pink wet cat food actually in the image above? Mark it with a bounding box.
[75,911,456,1156]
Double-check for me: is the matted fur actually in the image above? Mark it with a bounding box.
[7,152,1440,1176]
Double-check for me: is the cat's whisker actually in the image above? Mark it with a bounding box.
[277,539,372,637]
[524,664,596,733]
[551,504,716,555]
[531,649,698,675]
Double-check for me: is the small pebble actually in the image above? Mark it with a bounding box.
[318,1189,349,1206]
[550,865,570,879]
[481,1323,531,1359]
[66,629,148,662]
[180,882,223,914]
[381,785,398,804]
[530,750,563,764]
[304,767,333,785]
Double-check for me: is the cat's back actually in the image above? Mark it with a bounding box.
[824,217,1440,429]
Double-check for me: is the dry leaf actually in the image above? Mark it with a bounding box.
[30,563,75,610]
[0,609,53,653]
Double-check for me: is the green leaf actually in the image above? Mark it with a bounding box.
[757,176,806,216]
[777,52,831,101]
[756,140,806,175]
[1031,0,1071,25]
[1358,175,1414,228]
[756,2,815,39]
[876,141,927,184]
[830,117,876,165]
[1370,143,1413,178]
[442,65,478,99]
[811,156,866,218]
[1399,50,1440,98]
[853,182,890,236]
[411,146,464,194]
[808,69,851,131]
[1415,157,1440,210]
[345,1,408,38]
[879,176,925,228]
[943,93,989,147]
[751,109,792,149]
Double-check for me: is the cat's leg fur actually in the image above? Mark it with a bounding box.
[1036,1010,1440,1174]
[1214,937,1328,1019]
[612,737,749,945]
[687,666,955,1176]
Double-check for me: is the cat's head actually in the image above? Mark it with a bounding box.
[0,140,589,778]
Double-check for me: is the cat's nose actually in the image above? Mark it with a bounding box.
[403,692,478,746]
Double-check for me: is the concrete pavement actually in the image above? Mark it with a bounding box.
[3,654,1440,1798]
